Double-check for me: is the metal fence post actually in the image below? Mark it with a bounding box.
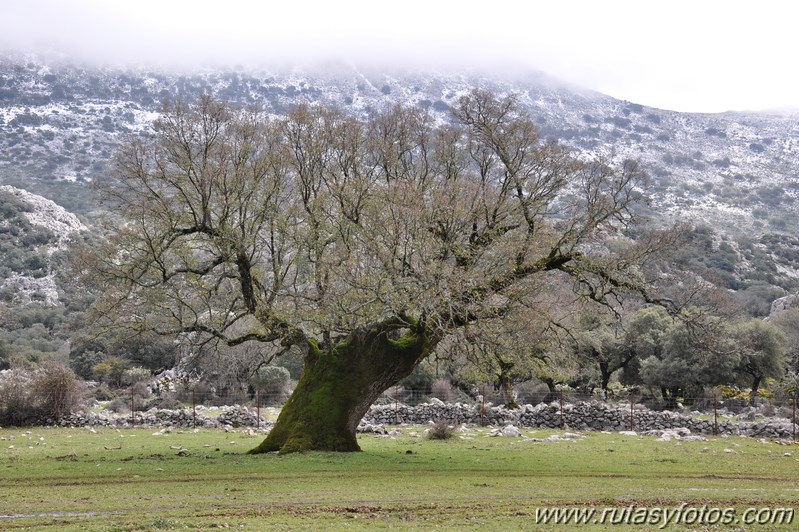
[629,396,634,432]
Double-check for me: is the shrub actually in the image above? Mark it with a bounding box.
[0,362,85,425]
[130,381,153,409]
[104,396,129,413]
[174,381,216,404]
[93,383,116,401]
[92,356,128,387]
[153,393,182,410]
[31,361,86,422]
[122,366,151,386]
[426,419,455,440]
[0,369,36,425]
[430,378,456,403]
[250,366,291,405]
[513,380,550,405]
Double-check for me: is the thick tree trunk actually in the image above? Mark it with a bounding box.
[498,373,519,409]
[542,378,558,404]
[599,363,611,398]
[249,320,431,454]
[497,360,518,409]
[661,386,681,410]
[749,375,762,407]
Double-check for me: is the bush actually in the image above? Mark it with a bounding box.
[426,419,455,440]
[92,356,128,387]
[250,366,291,405]
[93,383,116,401]
[153,393,182,410]
[122,367,151,386]
[0,362,86,425]
[430,378,456,403]
[0,369,36,425]
[104,396,129,413]
[106,382,153,413]
[31,361,86,422]
[513,380,550,405]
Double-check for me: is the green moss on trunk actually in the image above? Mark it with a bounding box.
[249,319,430,454]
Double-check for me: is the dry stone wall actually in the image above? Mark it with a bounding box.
[362,400,798,439]
[56,405,269,429]
[50,400,798,439]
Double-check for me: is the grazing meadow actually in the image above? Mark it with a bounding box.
[1,426,797,530]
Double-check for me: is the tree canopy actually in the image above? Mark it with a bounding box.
[89,92,676,453]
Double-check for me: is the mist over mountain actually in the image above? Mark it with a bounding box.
[1,52,798,305]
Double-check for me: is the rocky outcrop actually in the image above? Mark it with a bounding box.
[769,293,799,318]
[0,185,85,305]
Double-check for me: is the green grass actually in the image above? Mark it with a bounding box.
[0,426,797,530]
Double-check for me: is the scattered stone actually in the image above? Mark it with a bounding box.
[681,435,708,442]
[502,425,521,437]
[357,423,387,434]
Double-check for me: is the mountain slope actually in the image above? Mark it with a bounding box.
[1,53,798,299]
[0,185,85,305]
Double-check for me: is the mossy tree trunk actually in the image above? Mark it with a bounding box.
[660,386,681,410]
[497,360,519,409]
[542,378,558,404]
[249,318,432,454]
[749,375,762,407]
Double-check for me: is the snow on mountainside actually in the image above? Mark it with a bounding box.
[0,185,85,244]
[1,55,798,235]
[0,185,85,305]
[1,53,798,288]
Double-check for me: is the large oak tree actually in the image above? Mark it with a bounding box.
[91,92,673,453]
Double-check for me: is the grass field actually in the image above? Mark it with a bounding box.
[1,425,797,530]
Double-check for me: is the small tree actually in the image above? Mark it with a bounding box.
[92,356,128,387]
[771,308,799,372]
[627,307,739,407]
[732,319,787,405]
[571,310,633,397]
[251,365,291,405]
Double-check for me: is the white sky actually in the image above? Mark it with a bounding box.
[1,0,796,113]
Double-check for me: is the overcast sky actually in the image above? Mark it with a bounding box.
[1,0,796,113]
